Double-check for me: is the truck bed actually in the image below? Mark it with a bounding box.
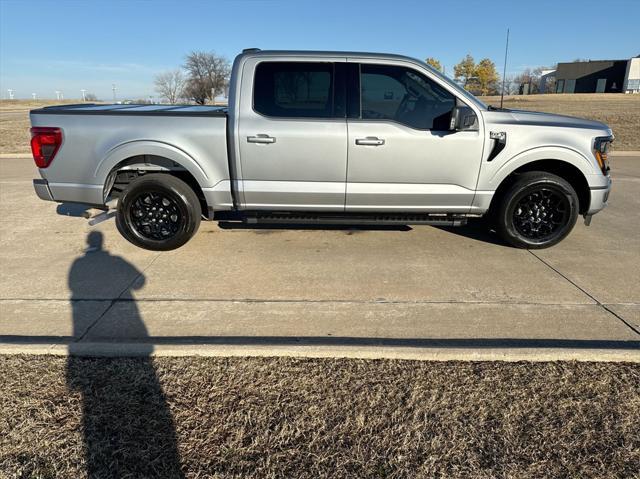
[30,103,228,117]
[30,103,231,209]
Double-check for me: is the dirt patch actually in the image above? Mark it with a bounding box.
[1,355,638,478]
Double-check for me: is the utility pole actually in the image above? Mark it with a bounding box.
[81,89,86,102]
[500,28,510,109]
[55,91,60,100]
[32,93,37,100]
[7,89,14,100]
[112,83,117,102]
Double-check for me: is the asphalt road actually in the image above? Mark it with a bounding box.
[0,156,638,360]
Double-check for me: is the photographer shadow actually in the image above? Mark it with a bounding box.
[66,231,183,478]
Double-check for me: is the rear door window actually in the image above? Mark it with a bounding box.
[254,62,336,118]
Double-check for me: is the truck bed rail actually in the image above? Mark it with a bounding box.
[30,104,228,117]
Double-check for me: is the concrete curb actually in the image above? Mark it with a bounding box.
[0,153,31,158]
[1,341,639,363]
[610,151,640,156]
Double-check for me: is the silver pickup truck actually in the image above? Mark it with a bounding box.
[30,49,613,250]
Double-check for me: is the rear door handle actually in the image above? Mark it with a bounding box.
[355,137,385,146]
[247,134,276,144]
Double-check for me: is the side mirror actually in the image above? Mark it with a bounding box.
[450,105,478,131]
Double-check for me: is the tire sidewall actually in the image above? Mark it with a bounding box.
[116,175,201,251]
[499,175,578,249]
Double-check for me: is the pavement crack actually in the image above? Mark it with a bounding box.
[528,250,640,336]
[75,253,162,343]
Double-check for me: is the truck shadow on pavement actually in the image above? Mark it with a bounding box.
[66,231,184,478]
[218,219,511,246]
[56,202,92,218]
[217,222,412,234]
[435,219,510,247]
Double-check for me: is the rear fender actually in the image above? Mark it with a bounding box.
[95,140,210,185]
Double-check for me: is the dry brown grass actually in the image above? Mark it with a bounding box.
[1,355,638,478]
[480,93,640,150]
[1,94,639,155]
[0,100,91,156]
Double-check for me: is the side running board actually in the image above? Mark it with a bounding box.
[234,212,468,227]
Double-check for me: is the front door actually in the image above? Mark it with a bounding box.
[346,62,484,212]
[238,59,347,211]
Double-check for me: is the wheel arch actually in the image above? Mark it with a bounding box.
[96,141,211,210]
[489,158,591,215]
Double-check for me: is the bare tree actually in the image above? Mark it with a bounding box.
[85,93,98,101]
[183,51,230,105]
[154,69,186,104]
[512,68,538,94]
[502,75,519,95]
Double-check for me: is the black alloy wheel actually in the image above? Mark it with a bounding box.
[496,171,579,249]
[128,191,184,241]
[116,173,201,251]
[512,187,570,241]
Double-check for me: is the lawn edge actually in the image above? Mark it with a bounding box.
[0,341,638,362]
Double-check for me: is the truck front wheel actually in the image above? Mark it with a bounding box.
[495,171,579,249]
[116,173,201,251]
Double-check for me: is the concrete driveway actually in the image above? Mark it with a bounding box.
[1,156,639,361]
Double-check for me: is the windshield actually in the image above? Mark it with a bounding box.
[418,60,488,110]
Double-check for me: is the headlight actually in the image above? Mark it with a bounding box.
[593,136,613,175]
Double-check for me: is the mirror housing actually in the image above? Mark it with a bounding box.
[450,105,478,131]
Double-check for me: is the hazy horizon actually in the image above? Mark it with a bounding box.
[1,0,639,100]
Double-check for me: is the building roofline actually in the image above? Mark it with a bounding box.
[557,59,629,65]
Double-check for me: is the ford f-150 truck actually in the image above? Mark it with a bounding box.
[30,49,613,250]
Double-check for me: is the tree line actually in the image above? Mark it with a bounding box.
[154,51,555,104]
[428,54,556,96]
[154,51,231,104]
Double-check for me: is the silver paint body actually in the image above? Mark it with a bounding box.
[31,50,613,216]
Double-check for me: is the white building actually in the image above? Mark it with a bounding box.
[623,56,640,93]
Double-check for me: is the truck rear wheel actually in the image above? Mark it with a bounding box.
[495,171,579,249]
[116,173,201,251]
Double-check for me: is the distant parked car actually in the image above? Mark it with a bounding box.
[30,49,612,250]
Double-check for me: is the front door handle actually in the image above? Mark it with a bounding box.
[247,134,276,144]
[355,137,385,146]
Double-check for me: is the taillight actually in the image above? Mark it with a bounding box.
[30,127,63,168]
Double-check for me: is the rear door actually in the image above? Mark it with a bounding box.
[345,60,484,212]
[237,57,348,211]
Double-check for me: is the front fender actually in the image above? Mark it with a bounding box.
[481,146,597,191]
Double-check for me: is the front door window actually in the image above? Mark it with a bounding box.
[360,64,455,130]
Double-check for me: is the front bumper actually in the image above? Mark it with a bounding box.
[587,176,612,215]
[33,179,55,201]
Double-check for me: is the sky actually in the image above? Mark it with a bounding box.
[1,0,639,100]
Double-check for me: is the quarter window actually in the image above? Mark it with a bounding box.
[254,62,335,118]
[360,64,455,130]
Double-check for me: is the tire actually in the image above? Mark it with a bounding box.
[495,171,579,249]
[116,173,201,251]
